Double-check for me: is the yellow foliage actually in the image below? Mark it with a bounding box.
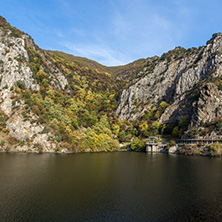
[85,91,94,101]
[112,124,120,136]
[109,94,115,100]
[104,72,111,77]
[147,109,154,117]
[37,70,46,80]
[152,121,160,129]
[154,111,160,119]
[139,121,149,132]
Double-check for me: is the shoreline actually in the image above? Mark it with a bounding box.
[0,149,221,158]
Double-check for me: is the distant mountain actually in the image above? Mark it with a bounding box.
[48,50,147,81]
[0,15,222,153]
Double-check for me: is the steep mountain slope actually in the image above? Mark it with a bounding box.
[116,34,222,122]
[0,16,120,153]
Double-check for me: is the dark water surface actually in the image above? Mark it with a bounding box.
[0,152,221,222]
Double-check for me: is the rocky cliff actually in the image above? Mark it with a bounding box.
[0,17,72,152]
[116,33,222,129]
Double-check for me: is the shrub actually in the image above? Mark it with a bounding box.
[118,131,126,143]
[56,135,63,142]
[16,80,26,89]
[179,117,189,131]
[22,91,30,99]
[169,140,176,147]
[8,136,18,145]
[20,140,25,146]
[10,29,21,38]
[163,123,175,135]
[71,119,79,129]
[36,70,46,81]
[216,119,222,132]
[209,142,221,156]
[41,126,50,134]
[0,140,5,146]
[172,126,179,137]
[2,128,9,134]
[131,137,145,151]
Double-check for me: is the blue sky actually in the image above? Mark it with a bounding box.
[0,0,222,66]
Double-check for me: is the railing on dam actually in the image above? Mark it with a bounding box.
[177,138,222,145]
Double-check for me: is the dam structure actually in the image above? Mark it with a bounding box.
[145,137,164,153]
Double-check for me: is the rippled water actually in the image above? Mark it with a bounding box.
[0,152,221,221]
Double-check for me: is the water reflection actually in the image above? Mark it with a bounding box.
[0,153,221,221]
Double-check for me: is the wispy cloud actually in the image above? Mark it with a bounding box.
[108,0,192,56]
[55,31,64,38]
[71,28,85,37]
[39,0,195,65]
[56,0,195,65]
[60,41,129,66]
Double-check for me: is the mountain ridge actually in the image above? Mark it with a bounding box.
[0,15,222,155]
[47,50,148,81]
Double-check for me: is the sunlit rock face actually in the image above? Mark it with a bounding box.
[117,33,222,125]
[0,18,70,152]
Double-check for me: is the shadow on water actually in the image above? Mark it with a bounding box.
[0,152,221,221]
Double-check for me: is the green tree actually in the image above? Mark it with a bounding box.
[131,137,145,151]
[112,124,120,136]
[151,121,160,135]
[163,123,175,135]
[209,142,221,156]
[0,140,5,146]
[169,140,176,147]
[216,119,222,132]
[172,126,179,137]
[99,115,110,129]
[16,80,26,89]
[37,70,46,81]
[139,122,149,137]
[118,131,126,143]
[179,117,189,131]
[158,101,169,111]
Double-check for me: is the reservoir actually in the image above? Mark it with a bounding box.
[0,152,221,221]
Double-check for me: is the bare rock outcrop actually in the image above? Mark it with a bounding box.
[117,33,222,123]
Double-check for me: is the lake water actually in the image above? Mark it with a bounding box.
[0,152,221,222]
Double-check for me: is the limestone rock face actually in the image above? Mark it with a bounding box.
[0,21,69,152]
[195,83,222,123]
[157,81,222,129]
[7,113,43,141]
[0,89,12,115]
[5,106,58,152]
[0,31,38,90]
[117,33,222,123]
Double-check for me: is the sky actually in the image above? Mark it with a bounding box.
[0,0,222,66]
